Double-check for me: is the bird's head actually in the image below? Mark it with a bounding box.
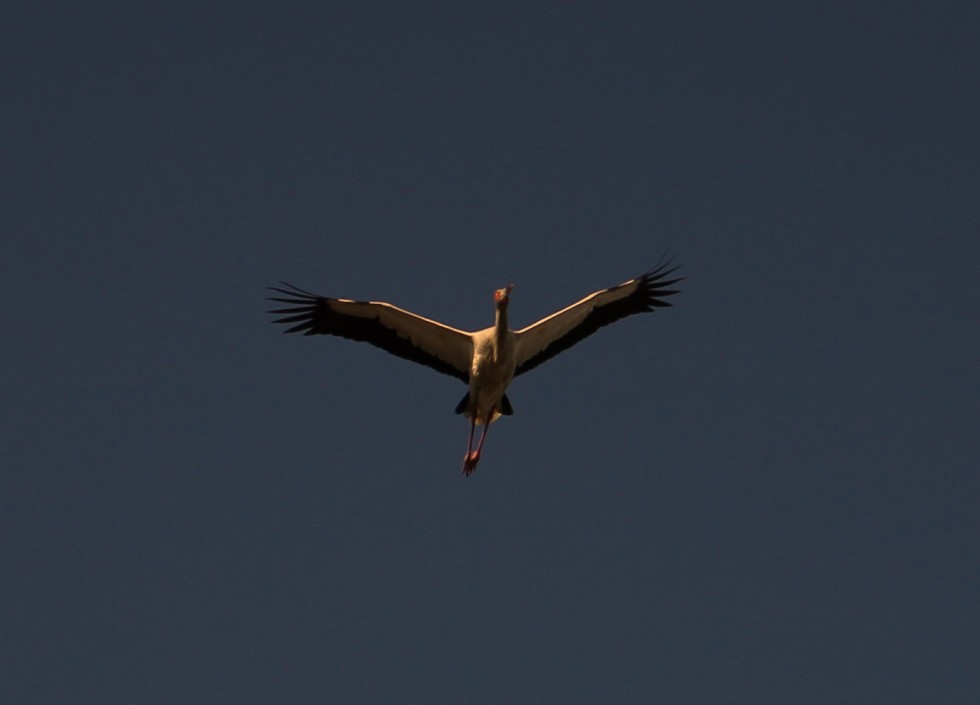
[494,284,514,307]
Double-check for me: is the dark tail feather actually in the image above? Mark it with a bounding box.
[454,392,514,416]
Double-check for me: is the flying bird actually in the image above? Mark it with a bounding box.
[268,259,681,476]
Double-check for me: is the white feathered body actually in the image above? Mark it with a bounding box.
[465,327,516,425]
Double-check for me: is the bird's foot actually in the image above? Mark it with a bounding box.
[462,451,480,477]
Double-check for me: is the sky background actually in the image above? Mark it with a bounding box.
[3,1,979,703]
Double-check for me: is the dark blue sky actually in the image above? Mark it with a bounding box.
[4,2,979,703]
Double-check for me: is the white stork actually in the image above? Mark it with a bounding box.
[268,259,681,476]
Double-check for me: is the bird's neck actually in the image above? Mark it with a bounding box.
[494,305,509,345]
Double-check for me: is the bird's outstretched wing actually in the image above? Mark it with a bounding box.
[268,283,473,382]
[512,259,682,377]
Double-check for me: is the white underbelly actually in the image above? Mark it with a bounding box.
[468,337,515,423]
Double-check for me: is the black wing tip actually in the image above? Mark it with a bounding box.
[267,281,321,300]
[642,252,683,280]
[637,254,683,309]
[273,315,316,334]
[267,281,327,333]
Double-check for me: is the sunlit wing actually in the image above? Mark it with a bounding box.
[268,283,473,382]
[513,260,682,376]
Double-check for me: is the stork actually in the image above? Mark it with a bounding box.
[268,259,681,476]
